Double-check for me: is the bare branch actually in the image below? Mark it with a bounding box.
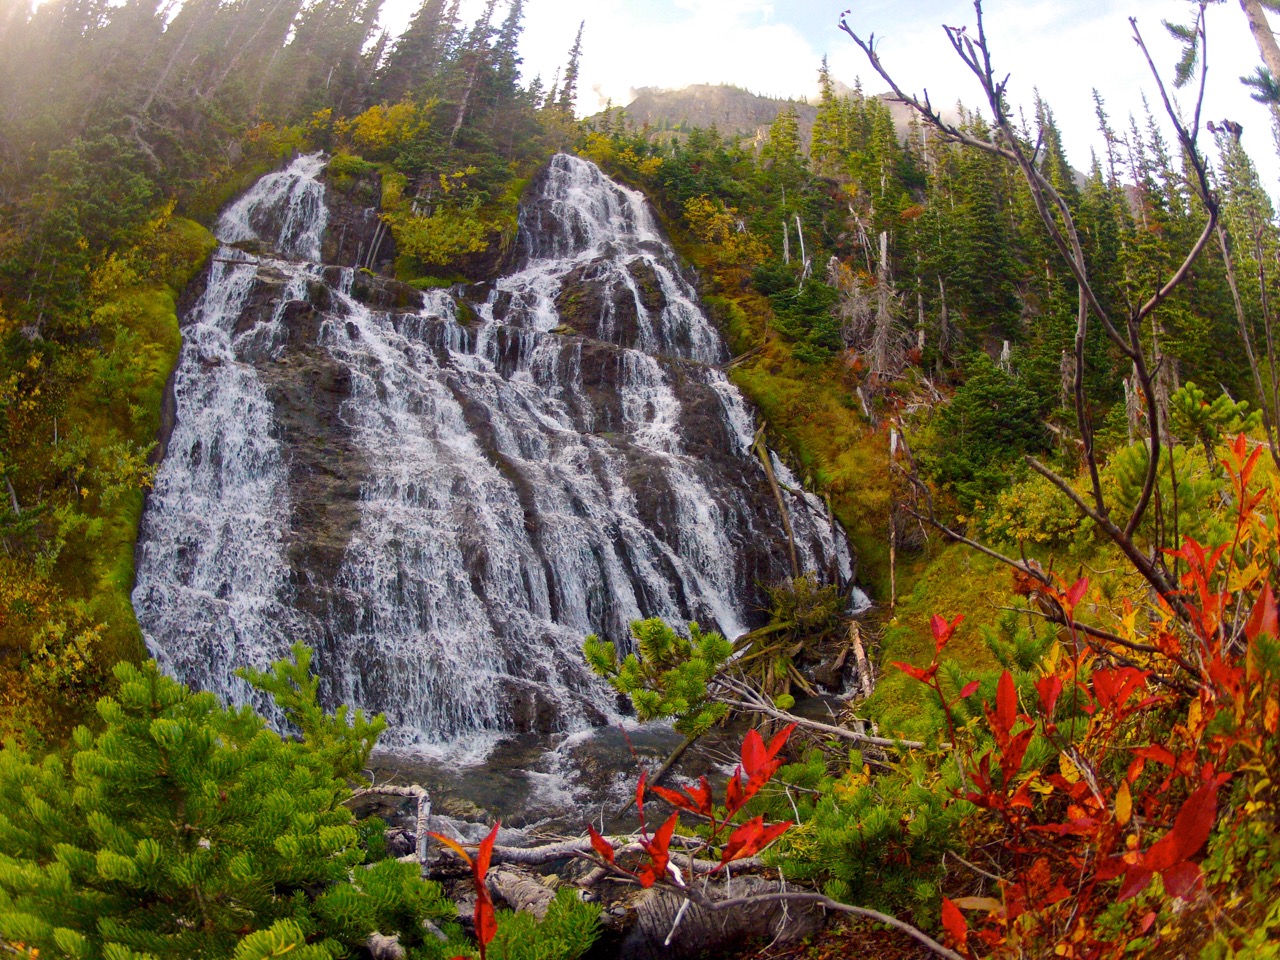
[710,676,925,750]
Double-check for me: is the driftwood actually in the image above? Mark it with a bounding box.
[711,676,925,750]
[620,876,824,959]
[752,425,800,578]
[349,784,431,876]
[487,868,557,919]
[848,621,875,700]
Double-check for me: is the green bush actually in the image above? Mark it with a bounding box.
[920,352,1049,510]
[0,646,469,960]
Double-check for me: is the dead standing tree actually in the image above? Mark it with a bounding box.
[838,2,1222,660]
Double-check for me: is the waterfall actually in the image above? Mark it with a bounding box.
[133,152,852,751]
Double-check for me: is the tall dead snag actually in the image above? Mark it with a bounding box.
[1239,0,1280,85]
[839,0,1221,638]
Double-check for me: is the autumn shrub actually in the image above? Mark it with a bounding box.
[900,436,1280,958]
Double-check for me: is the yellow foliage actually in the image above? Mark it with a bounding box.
[385,207,490,267]
[0,559,105,703]
[336,100,429,159]
[437,166,478,194]
[683,195,769,267]
[579,134,663,181]
[983,472,1084,547]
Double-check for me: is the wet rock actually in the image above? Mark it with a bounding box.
[320,170,392,271]
[349,272,424,312]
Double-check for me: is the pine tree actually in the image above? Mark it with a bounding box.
[0,646,472,960]
[556,21,584,113]
[492,0,524,94]
[377,0,449,102]
[810,56,843,177]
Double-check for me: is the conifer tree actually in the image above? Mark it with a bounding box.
[810,56,844,176]
[377,0,449,102]
[556,21,585,114]
[493,0,525,95]
[0,646,471,960]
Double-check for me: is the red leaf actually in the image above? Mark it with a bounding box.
[718,816,793,867]
[684,776,714,816]
[1145,780,1220,870]
[650,784,698,812]
[940,897,968,947]
[474,822,499,885]
[1160,859,1203,900]
[1092,667,1149,713]
[1035,675,1062,716]
[725,768,745,815]
[1065,576,1089,611]
[741,728,766,777]
[1118,867,1154,901]
[890,661,936,683]
[764,723,796,764]
[587,825,615,864]
[959,680,981,699]
[1132,744,1175,767]
[475,891,496,953]
[640,812,679,882]
[1246,584,1278,642]
[996,670,1017,734]
[1000,728,1034,785]
[931,613,965,651]
[426,832,473,868]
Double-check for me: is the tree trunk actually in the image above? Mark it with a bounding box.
[1241,0,1280,84]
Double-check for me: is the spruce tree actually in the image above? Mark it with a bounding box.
[377,0,449,102]
[810,56,843,177]
[492,0,524,94]
[556,21,584,113]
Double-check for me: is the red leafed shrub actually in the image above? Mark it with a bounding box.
[600,724,797,889]
[429,823,501,958]
[439,727,799,954]
[897,437,1280,958]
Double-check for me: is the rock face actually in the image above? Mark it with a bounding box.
[133,152,852,749]
[618,85,820,152]
[607,83,943,153]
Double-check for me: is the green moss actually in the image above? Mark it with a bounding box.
[56,221,215,669]
[407,275,458,290]
[862,544,1003,740]
[327,152,377,178]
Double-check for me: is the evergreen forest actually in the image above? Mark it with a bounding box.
[0,0,1279,957]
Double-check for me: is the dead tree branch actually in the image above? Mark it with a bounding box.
[839,2,1222,637]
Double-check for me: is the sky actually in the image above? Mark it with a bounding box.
[380,0,1280,194]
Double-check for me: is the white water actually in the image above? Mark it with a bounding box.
[134,152,853,751]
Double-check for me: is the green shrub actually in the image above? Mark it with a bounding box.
[0,646,468,960]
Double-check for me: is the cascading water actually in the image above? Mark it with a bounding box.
[133,151,853,751]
